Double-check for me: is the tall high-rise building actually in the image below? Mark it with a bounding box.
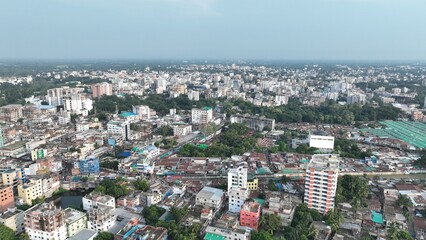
[25,203,67,240]
[227,164,248,191]
[91,82,113,98]
[304,154,340,214]
[107,120,131,141]
[132,105,151,120]
[0,105,23,122]
[46,86,84,106]
[228,163,248,213]
[230,114,275,131]
[191,107,213,124]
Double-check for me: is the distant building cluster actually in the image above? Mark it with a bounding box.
[0,63,424,240]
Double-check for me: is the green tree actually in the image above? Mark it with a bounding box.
[170,206,189,222]
[159,126,173,137]
[17,204,31,211]
[286,203,320,240]
[0,223,16,240]
[32,197,45,205]
[387,222,414,240]
[268,180,279,191]
[325,209,344,232]
[142,206,166,225]
[259,214,282,235]
[414,150,426,168]
[336,175,369,209]
[133,179,149,192]
[396,194,413,208]
[94,178,128,198]
[94,232,114,240]
[100,161,119,170]
[251,230,274,240]
[52,187,68,198]
[200,123,217,137]
[281,175,288,184]
[18,233,31,240]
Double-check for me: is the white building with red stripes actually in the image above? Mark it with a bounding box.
[304,154,340,214]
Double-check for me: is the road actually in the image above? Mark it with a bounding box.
[165,172,426,181]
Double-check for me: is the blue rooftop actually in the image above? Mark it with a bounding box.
[119,111,137,117]
[372,211,384,224]
[38,105,55,110]
[118,151,132,157]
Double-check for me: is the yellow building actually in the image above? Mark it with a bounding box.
[2,169,23,187]
[247,177,258,191]
[17,179,43,205]
[31,148,47,161]
[171,84,187,95]
[2,170,17,186]
[64,208,87,237]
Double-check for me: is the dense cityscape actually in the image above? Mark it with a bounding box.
[0,61,424,240]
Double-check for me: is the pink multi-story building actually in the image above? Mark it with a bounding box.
[91,82,112,98]
[0,185,14,213]
[239,201,261,230]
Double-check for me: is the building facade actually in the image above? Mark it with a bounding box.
[0,208,25,234]
[91,82,112,98]
[17,179,43,205]
[304,154,340,214]
[195,186,224,209]
[246,176,258,191]
[87,206,115,232]
[228,164,249,213]
[230,114,275,131]
[204,226,250,240]
[82,192,116,211]
[308,133,335,150]
[46,86,84,106]
[191,107,213,124]
[77,157,100,175]
[132,105,151,120]
[0,185,14,212]
[173,125,192,137]
[107,120,131,141]
[64,208,87,238]
[239,202,261,230]
[25,203,67,240]
[228,164,248,191]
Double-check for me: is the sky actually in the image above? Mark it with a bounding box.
[1,0,426,61]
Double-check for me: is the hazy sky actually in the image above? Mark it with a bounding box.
[1,0,425,61]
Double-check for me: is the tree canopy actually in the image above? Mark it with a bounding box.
[259,214,282,235]
[133,179,149,192]
[178,123,257,158]
[283,203,321,240]
[414,150,426,169]
[335,175,369,209]
[94,232,114,240]
[94,178,128,198]
[142,205,166,225]
[0,223,16,240]
[396,194,413,208]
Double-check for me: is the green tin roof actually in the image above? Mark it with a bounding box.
[204,233,225,240]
